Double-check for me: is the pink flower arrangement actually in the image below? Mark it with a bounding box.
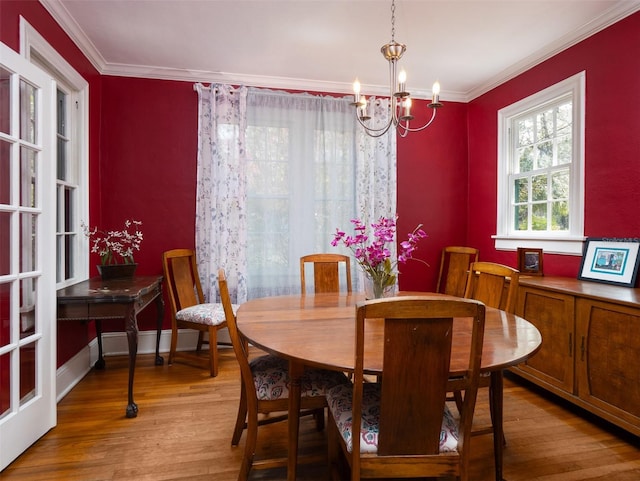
[331,216,427,297]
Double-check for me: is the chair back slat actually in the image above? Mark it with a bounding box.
[437,246,479,297]
[464,261,520,313]
[171,256,199,309]
[378,316,453,455]
[300,253,352,294]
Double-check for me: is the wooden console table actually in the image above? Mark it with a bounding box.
[57,275,164,418]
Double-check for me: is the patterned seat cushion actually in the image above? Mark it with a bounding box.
[250,355,349,401]
[326,382,459,454]
[176,302,238,326]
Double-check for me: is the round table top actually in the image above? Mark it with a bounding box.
[236,292,542,374]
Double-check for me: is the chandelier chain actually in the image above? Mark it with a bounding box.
[391,0,396,41]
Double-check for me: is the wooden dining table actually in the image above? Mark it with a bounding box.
[236,291,542,481]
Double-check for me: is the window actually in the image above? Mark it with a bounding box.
[495,72,585,255]
[21,19,89,286]
[243,92,356,297]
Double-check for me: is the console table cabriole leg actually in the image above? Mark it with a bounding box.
[154,293,165,365]
[94,319,106,369]
[125,305,139,418]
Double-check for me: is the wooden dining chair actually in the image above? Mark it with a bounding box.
[464,261,520,313]
[162,249,228,376]
[300,253,352,294]
[436,246,479,297]
[218,269,349,481]
[326,296,486,481]
[461,261,520,477]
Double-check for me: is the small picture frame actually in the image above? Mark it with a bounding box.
[517,248,544,276]
[578,237,640,287]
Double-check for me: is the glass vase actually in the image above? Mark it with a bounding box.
[364,275,396,300]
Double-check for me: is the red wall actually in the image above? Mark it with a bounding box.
[467,12,640,277]
[397,101,469,291]
[3,2,640,366]
[98,76,198,331]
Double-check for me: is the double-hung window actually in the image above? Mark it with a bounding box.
[495,72,585,254]
[21,19,89,286]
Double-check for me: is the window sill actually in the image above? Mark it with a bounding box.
[493,235,585,255]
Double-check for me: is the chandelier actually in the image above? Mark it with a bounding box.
[352,0,442,138]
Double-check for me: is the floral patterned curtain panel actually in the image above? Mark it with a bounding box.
[195,83,396,303]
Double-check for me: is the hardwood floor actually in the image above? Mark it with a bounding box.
[2,347,639,481]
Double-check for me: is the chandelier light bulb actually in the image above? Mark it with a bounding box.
[404,97,412,117]
[398,70,407,92]
[430,81,442,107]
[353,79,361,103]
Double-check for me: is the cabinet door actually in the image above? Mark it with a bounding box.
[513,286,575,394]
[575,299,640,435]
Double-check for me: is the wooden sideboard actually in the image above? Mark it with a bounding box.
[513,276,640,436]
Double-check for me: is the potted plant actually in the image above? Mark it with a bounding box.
[81,219,143,279]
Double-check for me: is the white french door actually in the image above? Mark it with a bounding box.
[0,42,56,470]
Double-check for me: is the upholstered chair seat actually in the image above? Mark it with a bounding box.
[176,302,237,326]
[327,382,459,454]
[251,355,349,401]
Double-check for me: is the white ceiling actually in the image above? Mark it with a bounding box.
[40,0,640,102]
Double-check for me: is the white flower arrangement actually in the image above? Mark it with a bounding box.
[81,219,143,265]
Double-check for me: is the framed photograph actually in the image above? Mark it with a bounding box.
[517,248,544,276]
[578,238,640,287]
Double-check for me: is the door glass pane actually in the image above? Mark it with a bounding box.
[20,146,37,208]
[0,212,10,276]
[0,67,10,134]
[0,352,10,419]
[0,281,10,349]
[19,79,36,144]
[19,278,36,337]
[19,341,36,405]
[0,139,9,206]
[20,212,37,274]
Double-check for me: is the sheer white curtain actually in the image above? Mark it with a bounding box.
[195,84,395,302]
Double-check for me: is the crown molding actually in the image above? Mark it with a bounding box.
[466,1,640,101]
[39,0,106,72]
[39,0,640,103]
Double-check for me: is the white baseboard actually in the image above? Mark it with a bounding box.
[55,327,231,402]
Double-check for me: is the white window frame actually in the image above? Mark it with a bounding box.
[20,18,90,286]
[494,71,585,255]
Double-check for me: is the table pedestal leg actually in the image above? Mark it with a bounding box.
[490,370,505,481]
[287,361,303,481]
[125,306,139,418]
